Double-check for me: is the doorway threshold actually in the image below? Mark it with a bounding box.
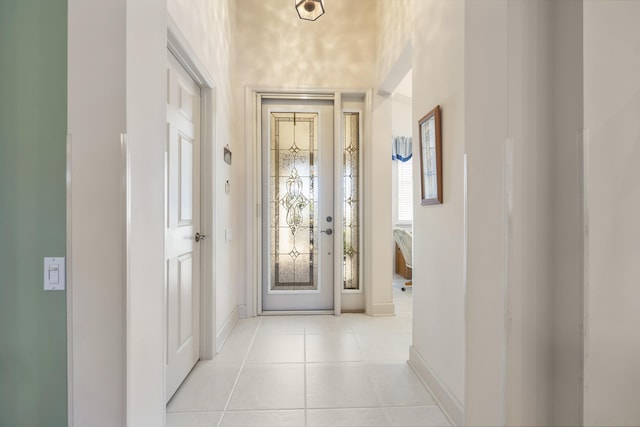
[260,310,335,316]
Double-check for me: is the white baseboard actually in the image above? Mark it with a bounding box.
[369,302,395,316]
[408,345,464,427]
[215,306,239,353]
[237,304,247,319]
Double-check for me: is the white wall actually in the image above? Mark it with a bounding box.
[551,1,584,425]
[505,3,554,424]
[392,95,412,137]
[466,1,557,425]
[67,0,127,424]
[392,2,639,426]
[125,0,167,424]
[368,95,394,315]
[167,0,238,341]
[68,0,237,424]
[376,0,466,424]
[376,0,413,90]
[464,1,507,423]
[583,2,640,425]
[411,1,466,423]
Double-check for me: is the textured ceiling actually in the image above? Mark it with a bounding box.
[235,0,378,89]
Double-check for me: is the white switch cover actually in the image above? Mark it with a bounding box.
[225,228,232,242]
[44,257,65,291]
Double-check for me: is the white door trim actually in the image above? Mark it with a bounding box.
[167,16,217,360]
[245,88,372,317]
[333,93,342,315]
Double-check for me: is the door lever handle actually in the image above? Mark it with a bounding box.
[195,232,207,242]
[320,228,333,236]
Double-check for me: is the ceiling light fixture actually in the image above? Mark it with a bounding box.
[295,0,325,21]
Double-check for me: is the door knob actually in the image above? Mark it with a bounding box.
[195,232,207,242]
[321,228,333,236]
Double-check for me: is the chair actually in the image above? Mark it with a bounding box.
[393,228,413,291]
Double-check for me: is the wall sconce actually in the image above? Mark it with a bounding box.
[295,0,325,21]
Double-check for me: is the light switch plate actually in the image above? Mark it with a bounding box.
[225,228,232,242]
[44,257,65,291]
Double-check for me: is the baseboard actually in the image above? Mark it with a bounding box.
[237,304,247,319]
[215,306,239,353]
[368,302,395,316]
[408,345,464,427]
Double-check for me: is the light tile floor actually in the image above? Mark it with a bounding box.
[167,277,450,427]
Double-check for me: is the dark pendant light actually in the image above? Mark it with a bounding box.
[295,0,325,21]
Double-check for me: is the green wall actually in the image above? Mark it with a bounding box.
[0,1,68,426]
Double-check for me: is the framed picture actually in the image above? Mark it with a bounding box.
[418,105,443,205]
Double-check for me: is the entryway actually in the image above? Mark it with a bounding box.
[253,94,365,314]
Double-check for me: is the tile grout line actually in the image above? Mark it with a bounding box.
[364,360,386,417]
[168,403,438,414]
[351,311,405,427]
[216,317,263,427]
[349,317,367,364]
[378,365,405,423]
[303,324,308,427]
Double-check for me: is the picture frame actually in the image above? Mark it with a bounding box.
[418,105,443,205]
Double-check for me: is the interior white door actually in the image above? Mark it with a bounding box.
[261,100,334,311]
[166,52,201,401]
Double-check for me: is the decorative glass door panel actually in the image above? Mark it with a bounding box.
[343,112,360,291]
[262,101,334,311]
[270,112,318,291]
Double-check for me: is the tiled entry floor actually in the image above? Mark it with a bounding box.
[167,313,450,427]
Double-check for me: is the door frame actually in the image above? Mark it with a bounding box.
[167,19,217,360]
[245,89,372,317]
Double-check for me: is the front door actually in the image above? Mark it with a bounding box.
[166,51,201,401]
[261,100,334,311]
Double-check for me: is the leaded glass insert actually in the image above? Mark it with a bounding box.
[343,113,360,290]
[269,112,319,291]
